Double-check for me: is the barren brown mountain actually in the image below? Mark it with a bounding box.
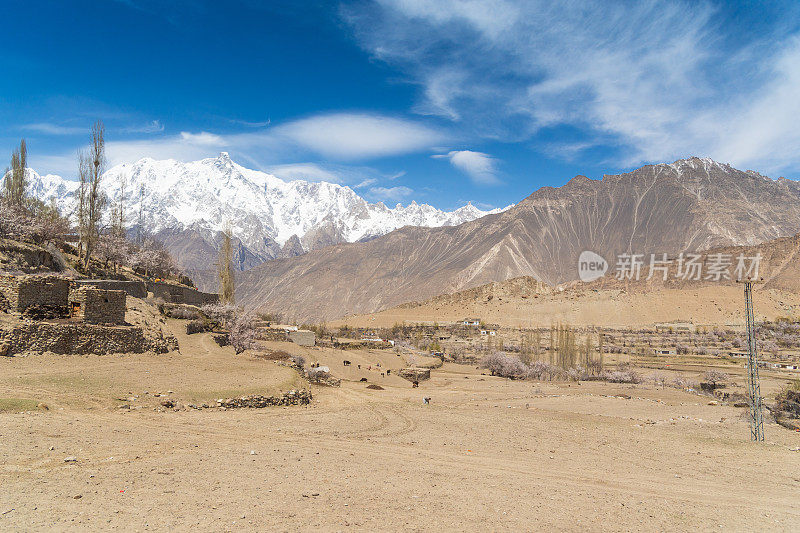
[333,233,800,329]
[237,158,800,322]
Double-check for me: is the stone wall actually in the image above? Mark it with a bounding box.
[398,367,431,382]
[0,323,174,355]
[289,330,316,347]
[255,328,289,341]
[0,275,70,313]
[69,288,127,324]
[214,390,312,408]
[147,281,218,306]
[73,279,147,299]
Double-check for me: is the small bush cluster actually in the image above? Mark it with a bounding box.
[200,303,238,327]
[703,370,728,385]
[186,319,207,335]
[228,312,256,354]
[602,364,642,384]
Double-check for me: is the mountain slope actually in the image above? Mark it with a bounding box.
[19,153,506,271]
[236,157,800,322]
[330,233,800,328]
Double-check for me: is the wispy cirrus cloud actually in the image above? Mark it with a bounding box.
[121,120,164,134]
[368,185,414,203]
[344,0,800,174]
[433,150,500,185]
[22,123,86,136]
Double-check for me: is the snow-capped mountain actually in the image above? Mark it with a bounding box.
[20,153,509,271]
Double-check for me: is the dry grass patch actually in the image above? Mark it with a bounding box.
[0,398,41,412]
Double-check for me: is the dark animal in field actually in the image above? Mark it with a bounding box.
[343,360,351,366]
[360,377,368,382]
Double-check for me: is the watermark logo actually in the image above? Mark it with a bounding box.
[577,251,761,282]
[578,250,608,282]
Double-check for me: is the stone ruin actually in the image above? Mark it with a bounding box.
[69,287,127,325]
[213,390,312,408]
[0,274,70,318]
[0,274,182,356]
[398,367,431,382]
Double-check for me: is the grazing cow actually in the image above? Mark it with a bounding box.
[358,364,361,370]
[343,360,351,366]
[423,397,431,405]
[386,369,391,375]
[360,377,368,382]
[381,372,384,377]
[412,381,419,388]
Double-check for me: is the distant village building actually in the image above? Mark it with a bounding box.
[772,362,799,371]
[653,348,676,356]
[69,287,127,325]
[463,318,481,327]
[146,280,218,306]
[73,279,147,299]
[289,329,316,347]
[654,322,695,333]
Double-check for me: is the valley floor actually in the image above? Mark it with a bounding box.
[2,337,799,531]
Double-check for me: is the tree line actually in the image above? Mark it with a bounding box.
[0,121,174,278]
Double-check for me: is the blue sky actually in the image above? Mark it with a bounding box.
[2,0,799,210]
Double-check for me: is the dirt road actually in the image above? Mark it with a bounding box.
[2,359,798,531]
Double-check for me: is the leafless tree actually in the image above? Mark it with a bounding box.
[111,171,127,237]
[77,121,107,269]
[217,223,235,304]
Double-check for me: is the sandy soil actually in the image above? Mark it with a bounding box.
[1,321,799,531]
[333,285,800,329]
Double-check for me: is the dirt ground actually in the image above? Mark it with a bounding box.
[1,323,799,531]
[332,285,800,329]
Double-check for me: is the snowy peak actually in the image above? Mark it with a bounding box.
[19,154,507,272]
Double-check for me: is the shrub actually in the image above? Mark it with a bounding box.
[200,303,238,327]
[603,366,642,384]
[307,367,330,381]
[292,355,306,368]
[651,372,668,388]
[229,312,256,354]
[527,361,562,381]
[703,370,728,385]
[479,352,526,378]
[186,319,206,335]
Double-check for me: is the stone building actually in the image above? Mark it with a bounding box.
[146,281,218,306]
[289,329,316,347]
[0,274,70,314]
[72,279,147,299]
[69,287,127,325]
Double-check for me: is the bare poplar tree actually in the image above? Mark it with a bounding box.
[112,171,127,236]
[77,121,107,269]
[5,139,27,206]
[136,183,145,244]
[218,223,235,304]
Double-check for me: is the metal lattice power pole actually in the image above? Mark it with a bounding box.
[743,280,764,442]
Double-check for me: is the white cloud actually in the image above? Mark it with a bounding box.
[273,113,446,159]
[122,120,164,134]
[354,178,377,189]
[433,150,499,185]
[267,163,341,182]
[22,123,85,135]
[369,185,414,202]
[25,112,440,179]
[179,131,226,146]
[345,0,800,173]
